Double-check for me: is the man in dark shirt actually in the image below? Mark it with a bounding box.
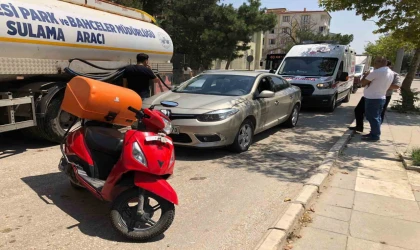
[123,53,159,99]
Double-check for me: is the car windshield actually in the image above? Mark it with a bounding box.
[355,65,363,73]
[278,57,338,76]
[173,74,255,96]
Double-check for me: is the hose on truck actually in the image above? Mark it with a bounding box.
[64,58,172,90]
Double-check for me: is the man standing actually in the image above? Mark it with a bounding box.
[381,61,401,123]
[359,57,394,141]
[123,53,159,99]
[349,60,401,132]
[182,64,193,81]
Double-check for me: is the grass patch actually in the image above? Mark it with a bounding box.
[412,147,420,166]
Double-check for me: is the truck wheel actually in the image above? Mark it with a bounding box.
[41,98,78,143]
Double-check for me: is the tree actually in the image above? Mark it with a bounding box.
[364,33,415,68]
[205,0,277,69]
[162,0,221,69]
[111,0,167,16]
[319,0,420,109]
[268,14,353,54]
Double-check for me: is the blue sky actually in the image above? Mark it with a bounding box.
[222,0,381,53]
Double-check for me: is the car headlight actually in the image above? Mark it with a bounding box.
[197,108,239,122]
[132,142,147,167]
[162,117,172,134]
[316,81,333,89]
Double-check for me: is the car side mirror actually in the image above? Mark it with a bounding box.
[269,69,275,74]
[339,72,349,81]
[257,90,275,98]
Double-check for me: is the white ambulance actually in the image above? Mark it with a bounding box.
[275,42,356,112]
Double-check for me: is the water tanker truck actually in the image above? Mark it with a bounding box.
[0,0,173,142]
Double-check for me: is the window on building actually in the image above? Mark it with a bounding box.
[269,39,276,45]
[319,26,325,32]
[282,16,290,22]
[270,29,275,34]
[262,38,265,45]
[282,28,289,34]
[280,39,286,45]
[302,15,310,24]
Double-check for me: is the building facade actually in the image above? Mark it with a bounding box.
[262,8,331,68]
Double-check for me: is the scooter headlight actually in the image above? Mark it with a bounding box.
[132,142,148,167]
[169,149,175,167]
[162,118,172,135]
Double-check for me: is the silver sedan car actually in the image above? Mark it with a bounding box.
[144,71,301,152]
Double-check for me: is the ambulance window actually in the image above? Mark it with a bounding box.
[336,62,344,80]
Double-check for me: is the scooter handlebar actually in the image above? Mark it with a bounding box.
[128,106,138,114]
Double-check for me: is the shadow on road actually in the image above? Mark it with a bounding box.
[177,106,355,182]
[20,172,166,243]
[0,131,57,159]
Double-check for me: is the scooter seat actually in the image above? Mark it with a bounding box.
[84,126,124,156]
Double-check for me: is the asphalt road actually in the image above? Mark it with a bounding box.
[0,90,361,250]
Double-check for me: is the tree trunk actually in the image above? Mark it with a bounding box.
[401,47,420,110]
[225,60,232,70]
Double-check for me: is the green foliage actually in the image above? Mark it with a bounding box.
[111,0,166,15]
[412,147,420,166]
[204,0,277,68]
[364,34,415,63]
[391,88,420,113]
[319,0,420,109]
[296,30,353,45]
[161,0,220,69]
[163,0,276,69]
[319,0,420,46]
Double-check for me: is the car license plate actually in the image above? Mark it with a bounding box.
[172,126,180,134]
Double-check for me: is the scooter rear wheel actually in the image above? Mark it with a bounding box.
[110,188,175,241]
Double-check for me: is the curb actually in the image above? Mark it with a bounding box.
[399,152,420,172]
[255,128,355,250]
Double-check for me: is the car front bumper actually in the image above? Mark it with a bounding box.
[168,116,242,148]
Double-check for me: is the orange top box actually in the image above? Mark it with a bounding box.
[61,76,142,126]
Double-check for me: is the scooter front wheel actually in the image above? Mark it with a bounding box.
[110,188,175,241]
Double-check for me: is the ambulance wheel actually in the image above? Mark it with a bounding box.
[343,89,351,103]
[327,95,337,112]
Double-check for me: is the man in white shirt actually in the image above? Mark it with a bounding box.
[359,56,394,141]
[183,65,193,81]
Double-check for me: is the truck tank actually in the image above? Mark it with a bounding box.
[0,0,174,141]
[0,0,173,67]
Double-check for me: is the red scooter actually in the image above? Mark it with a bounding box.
[59,102,178,241]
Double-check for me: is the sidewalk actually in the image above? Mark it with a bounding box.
[291,111,420,250]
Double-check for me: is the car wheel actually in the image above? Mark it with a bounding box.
[284,104,300,128]
[229,119,254,153]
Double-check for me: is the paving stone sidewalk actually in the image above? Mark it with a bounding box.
[292,111,420,250]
